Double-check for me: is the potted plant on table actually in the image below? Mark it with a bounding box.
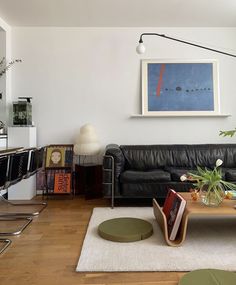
[180,159,236,207]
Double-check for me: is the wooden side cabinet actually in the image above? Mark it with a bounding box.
[74,164,103,199]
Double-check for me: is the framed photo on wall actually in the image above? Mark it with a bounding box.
[141,59,220,116]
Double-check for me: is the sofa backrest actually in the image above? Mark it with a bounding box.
[120,144,236,170]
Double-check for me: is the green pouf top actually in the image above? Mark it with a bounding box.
[98,217,153,242]
[179,269,236,285]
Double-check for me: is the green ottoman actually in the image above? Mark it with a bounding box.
[98,217,153,242]
[179,269,236,285]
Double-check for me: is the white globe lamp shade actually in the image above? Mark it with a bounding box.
[136,43,146,54]
[74,124,101,156]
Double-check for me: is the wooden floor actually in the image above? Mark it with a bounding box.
[0,197,184,285]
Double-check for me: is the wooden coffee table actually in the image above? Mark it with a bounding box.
[153,193,236,247]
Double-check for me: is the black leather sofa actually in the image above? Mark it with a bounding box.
[103,144,236,207]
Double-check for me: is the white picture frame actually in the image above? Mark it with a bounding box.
[142,59,220,116]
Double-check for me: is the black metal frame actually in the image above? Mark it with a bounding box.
[0,155,33,242]
[138,33,236,58]
[43,144,75,199]
[1,149,47,216]
[0,148,48,254]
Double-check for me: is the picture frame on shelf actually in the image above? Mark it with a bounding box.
[45,146,66,168]
[141,59,220,116]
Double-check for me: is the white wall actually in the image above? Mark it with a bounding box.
[0,30,6,122]
[11,27,236,147]
[0,17,11,126]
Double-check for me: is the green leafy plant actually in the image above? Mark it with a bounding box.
[180,159,236,205]
[219,129,236,137]
[0,57,22,78]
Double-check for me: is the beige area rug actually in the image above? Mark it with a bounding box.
[76,207,236,272]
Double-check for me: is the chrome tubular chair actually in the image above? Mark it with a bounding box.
[20,147,47,213]
[0,155,32,238]
[0,148,47,216]
[0,156,12,253]
[0,238,11,254]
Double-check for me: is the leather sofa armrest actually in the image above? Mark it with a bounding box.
[104,144,125,178]
[102,144,125,205]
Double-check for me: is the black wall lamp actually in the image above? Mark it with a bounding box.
[136,33,236,58]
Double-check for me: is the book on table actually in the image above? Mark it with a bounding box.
[162,189,187,241]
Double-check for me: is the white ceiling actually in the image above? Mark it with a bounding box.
[0,0,235,27]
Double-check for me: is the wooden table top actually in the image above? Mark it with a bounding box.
[180,192,236,215]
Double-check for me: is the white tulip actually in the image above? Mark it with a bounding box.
[216,159,223,167]
[180,174,187,182]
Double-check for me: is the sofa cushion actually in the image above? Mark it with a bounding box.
[121,183,190,199]
[120,145,191,170]
[119,144,236,171]
[120,169,171,183]
[165,167,196,182]
[224,169,236,181]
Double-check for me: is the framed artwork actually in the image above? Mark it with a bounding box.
[45,146,66,168]
[142,59,220,116]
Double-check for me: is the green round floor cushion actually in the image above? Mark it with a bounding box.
[98,217,153,242]
[179,269,236,285]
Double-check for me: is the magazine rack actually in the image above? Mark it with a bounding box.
[153,199,188,247]
[44,144,74,198]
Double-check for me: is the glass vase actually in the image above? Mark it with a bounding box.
[200,185,225,207]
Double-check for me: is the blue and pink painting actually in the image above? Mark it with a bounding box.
[147,63,214,111]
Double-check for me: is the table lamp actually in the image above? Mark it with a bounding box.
[74,124,101,164]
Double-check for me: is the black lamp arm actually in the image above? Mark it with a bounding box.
[139,33,236,58]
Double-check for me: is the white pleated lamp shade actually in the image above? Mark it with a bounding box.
[74,124,101,155]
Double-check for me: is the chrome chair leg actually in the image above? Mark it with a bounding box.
[0,238,11,254]
[0,217,32,236]
[0,195,47,216]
